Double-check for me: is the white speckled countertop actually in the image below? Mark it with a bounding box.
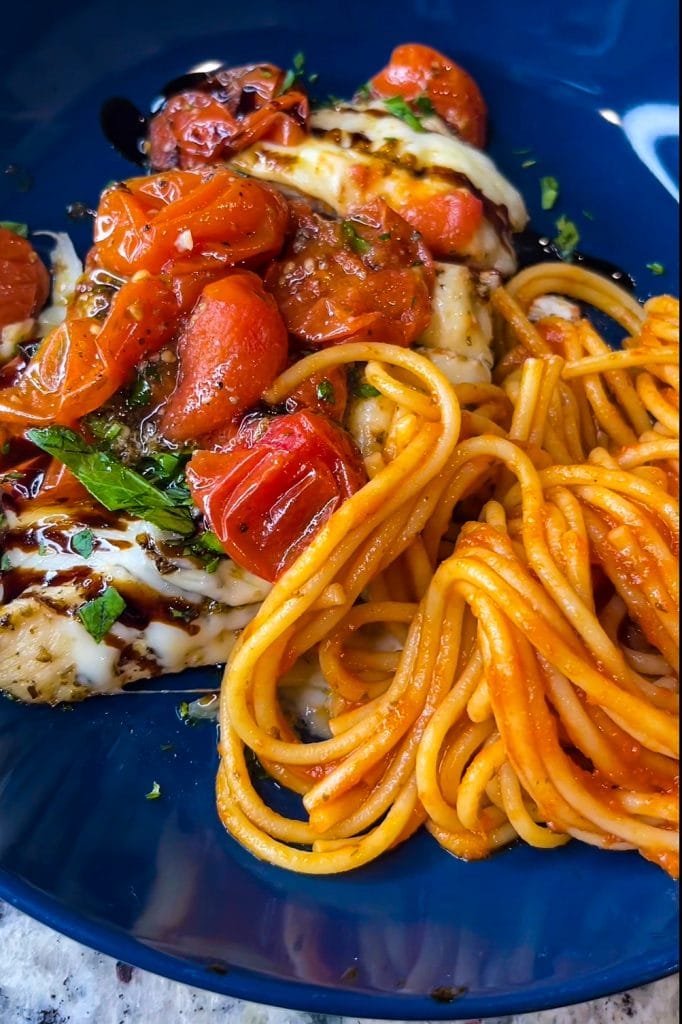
[0,902,677,1024]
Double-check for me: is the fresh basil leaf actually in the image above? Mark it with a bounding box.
[27,427,195,536]
[71,528,94,559]
[128,374,153,407]
[0,221,29,238]
[383,96,424,132]
[540,176,559,210]
[78,586,126,643]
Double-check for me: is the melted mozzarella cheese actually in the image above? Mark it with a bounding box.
[310,106,528,229]
[230,107,527,275]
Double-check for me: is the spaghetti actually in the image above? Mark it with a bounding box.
[217,266,680,877]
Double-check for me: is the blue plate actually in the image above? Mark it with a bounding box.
[0,1,678,1018]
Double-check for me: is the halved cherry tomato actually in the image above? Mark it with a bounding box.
[149,64,309,171]
[0,228,50,330]
[160,271,288,442]
[368,43,487,148]
[0,275,177,427]
[265,199,433,347]
[186,410,367,581]
[398,189,483,258]
[94,168,289,276]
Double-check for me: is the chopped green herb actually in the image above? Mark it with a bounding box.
[342,220,371,255]
[355,382,381,399]
[145,781,162,800]
[511,147,532,155]
[378,232,392,241]
[0,221,28,238]
[326,94,343,107]
[78,586,126,643]
[1,441,10,455]
[87,418,124,445]
[582,210,595,221]
[414,94,434,115]
[308,72,319,84]
[383,96,424,132]
[279,50,306,94]
[169,606,194,621]
[356,82,371,100]
[204,555,221,574]
[0,554,11,572]
[521,159,537,168]
[160,742,174,752]
[197,530,225,554]
[316,378,336,404]
[72,528,94,559]
[540,175,560,210]
[27,427,195,536]
[177,700,190,720]
[129,374,153,407]
[646,261,665,275]
[0,471,24,482]
[37,542,49,556]
[553,215,580,261]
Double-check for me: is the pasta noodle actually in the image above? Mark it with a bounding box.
[216,264,679,877]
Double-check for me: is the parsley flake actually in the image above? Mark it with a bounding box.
[414,94,434,115]
[316,379,336,404]
[0,554,12,572]
[72,528,94,559]
[383,96,424,132]
[553,215,580,261]
[646,261,665,276]
[540,176,560,210]
[145,781,162,800]
[78,586,126,643]
[342,220,371,255]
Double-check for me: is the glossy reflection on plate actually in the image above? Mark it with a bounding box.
[0,0,678,1018]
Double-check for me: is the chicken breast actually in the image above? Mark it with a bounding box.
[0,505,270,703]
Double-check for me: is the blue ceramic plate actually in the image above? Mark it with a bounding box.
[0,1,678,1018]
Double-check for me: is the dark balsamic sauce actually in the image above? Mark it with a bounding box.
[100,97,149,167]
[515,227,635,293]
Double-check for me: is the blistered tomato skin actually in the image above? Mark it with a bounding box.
[94,168,290,276]
[398,189,484,257]
[160,271,289,443]
[148,63,309,171]
[0,228,51,330]
[187,410,367,581]
[266,198,433,347]
[0,276,177,427]
[368,43,488,148]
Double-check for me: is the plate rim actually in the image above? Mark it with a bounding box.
[1,869,678,1019]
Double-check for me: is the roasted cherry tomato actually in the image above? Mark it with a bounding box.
[149,63,309,171]
[160,271,288,442]
[0,227,50,330]
[265,199,433,347]
[398,189,483,258]
[368,43,487,148]
[94,168,289,276]
[286,364,348,422]
[0,276,177,427]
[187,410,367,581]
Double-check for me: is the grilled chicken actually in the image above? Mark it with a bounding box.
[0,505,270,703]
